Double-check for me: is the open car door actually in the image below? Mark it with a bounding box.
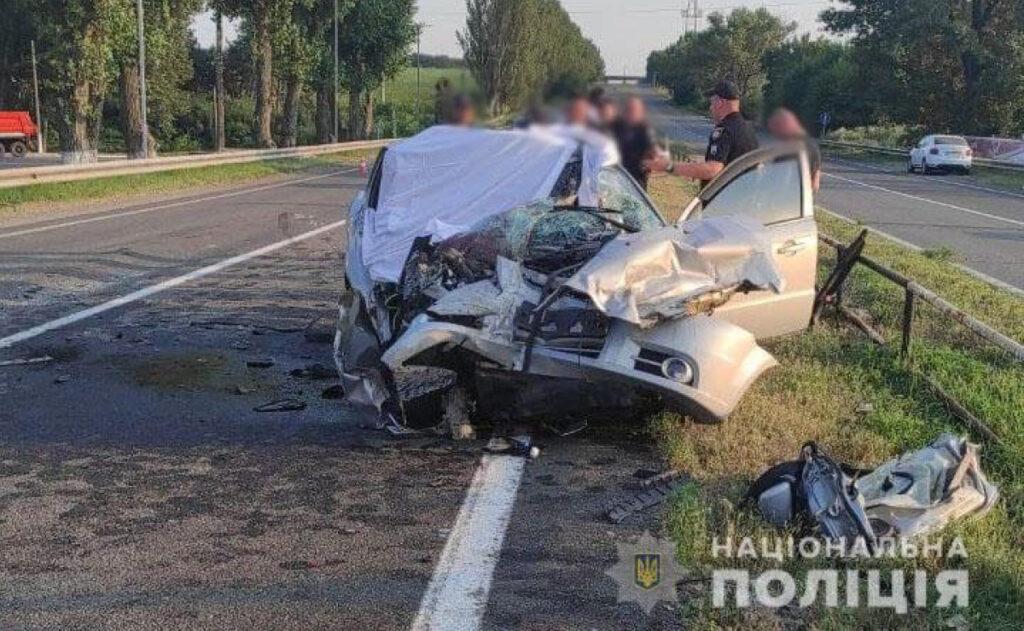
[678,143,817,339]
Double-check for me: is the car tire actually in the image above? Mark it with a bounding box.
[907,159,915,173]
[920,159,930,175]
[10,141,27,158]
[0,143,5,159]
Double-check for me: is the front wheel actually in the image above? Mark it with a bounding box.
[9,141,27,158]
[907,159,915,173]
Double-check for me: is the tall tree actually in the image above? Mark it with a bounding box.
[822,0,1024,135]
[214,0,298,147]
[110,0,202,158]
[647,8,792,116]
[338,0,416,140]
[33,0,119,162]
[460,0,604,115]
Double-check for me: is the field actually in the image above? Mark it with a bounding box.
[381,66,477,108]
[646,174,1024,628]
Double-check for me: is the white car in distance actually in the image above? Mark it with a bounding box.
[909,135,973,175]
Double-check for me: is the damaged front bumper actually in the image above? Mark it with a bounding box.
[337,298,776,424]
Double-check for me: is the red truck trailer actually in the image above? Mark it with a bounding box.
[0,111,39,158]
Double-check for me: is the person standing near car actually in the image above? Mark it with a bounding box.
[767,107,821,192]
[645,80,758,188]
[612,96,659,189]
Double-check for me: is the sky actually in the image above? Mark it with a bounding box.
[191,0,835,76]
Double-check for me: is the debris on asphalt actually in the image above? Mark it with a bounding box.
[637,469,684,491]
[289,363,339,380]
[0,355,53,367]
[53,375,71,384]
[253,398,307,412]
[543,418,588,437]
[233,385,254,395]
[321,385,346,399]
[485,435,540,459]
[246,358,275,369]
[605,473,688,523]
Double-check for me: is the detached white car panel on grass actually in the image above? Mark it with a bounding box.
[334,126,817,430]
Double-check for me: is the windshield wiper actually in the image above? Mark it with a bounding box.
[552,205,638,233]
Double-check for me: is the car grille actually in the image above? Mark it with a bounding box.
[633,347,672,377]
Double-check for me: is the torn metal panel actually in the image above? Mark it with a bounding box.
[565,216,785,328]
[428,257,541,341]
[855,434,999,538]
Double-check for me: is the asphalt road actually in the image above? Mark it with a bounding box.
[0,167,679,630]
[621,85,1024,291]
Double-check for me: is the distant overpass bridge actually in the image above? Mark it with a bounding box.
[603,75,647,85]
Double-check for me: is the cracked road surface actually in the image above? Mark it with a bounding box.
[0,167,680,630]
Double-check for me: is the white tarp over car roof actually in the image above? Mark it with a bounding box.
[361,125,618,283]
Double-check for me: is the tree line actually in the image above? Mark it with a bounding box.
[459,0,605,115]
[648,1,1024,139]
[0,0,416,161]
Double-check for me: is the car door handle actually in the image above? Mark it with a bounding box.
[777,239,807,256]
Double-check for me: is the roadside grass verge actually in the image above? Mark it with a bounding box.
[823,143,1024,194]
[0,148,380,214]
[646,176,1024,627]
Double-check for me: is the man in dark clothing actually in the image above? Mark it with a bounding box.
[612,96,659,189]
[645,80,758,188]
[767,107,821,191]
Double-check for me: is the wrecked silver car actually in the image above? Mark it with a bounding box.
[334,126,817,434]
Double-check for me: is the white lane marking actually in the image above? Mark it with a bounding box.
[827,156,1024,202]
[817,207,1024,298]
[0,220,345,350]
[0,168,356,241]
[823,172,1024,228]
[412,455,526,631]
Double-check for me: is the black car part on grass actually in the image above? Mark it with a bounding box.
[748,442,877,551]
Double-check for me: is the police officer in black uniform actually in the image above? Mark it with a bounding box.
[645,80,758,188]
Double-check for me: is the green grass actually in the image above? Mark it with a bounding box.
[382,66,477,108]
[0,148,380,214]
[645,178,1024,628]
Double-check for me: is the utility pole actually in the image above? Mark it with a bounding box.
[333,0,339,142]
[681,0,703,35]
[414,23,431,121]
[30,40,43,154]
[136,0,149,159]
[214,11,225,152]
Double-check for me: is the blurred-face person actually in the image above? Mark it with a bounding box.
[566,97,590,126]
[767,107,821,191]
[598,99,619,129]
[452,94,476,127]
[612,96,659,190]
[624,97,647,126]
[767,108,804,140]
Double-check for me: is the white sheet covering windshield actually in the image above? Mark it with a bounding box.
[361,125,619,283]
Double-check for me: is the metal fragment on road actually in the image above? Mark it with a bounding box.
[253,398,306,412]
[605,472,688,524]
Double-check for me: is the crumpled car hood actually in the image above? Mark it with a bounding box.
[564,215,785,327]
